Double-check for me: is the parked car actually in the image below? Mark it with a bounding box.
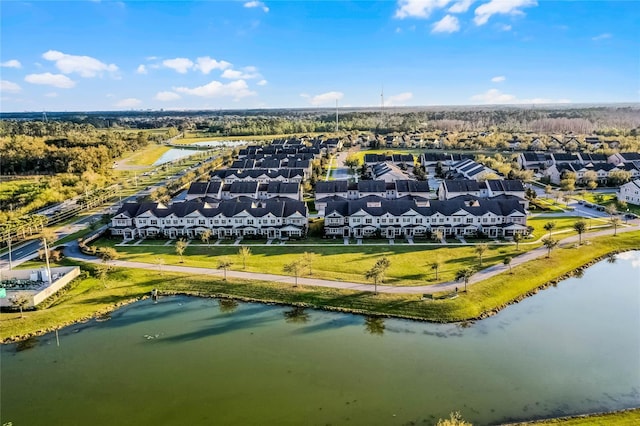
[625,213,638,219]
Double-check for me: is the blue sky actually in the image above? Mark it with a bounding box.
[1,0,638,112]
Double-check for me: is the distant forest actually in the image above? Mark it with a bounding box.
[1,105,639,136]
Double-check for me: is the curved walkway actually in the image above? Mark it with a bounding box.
[65,224,640,295]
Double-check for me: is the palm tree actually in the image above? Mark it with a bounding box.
[573,220,587,245]
[455,267,474,292]
[610,216,622,236]
[430,259,442,280]
[200,229,212,246]
[10,293,30,318]
[475,243,488,266]
[302,251,317,276]
[542,237,559,258]
[238,246,252,270]
[513,233,522,251]
[543,221,556,238]
[217,258,232,281]
[365,256,391,294]
[175,238,187,263]
[154,256,165,275]
[283,259,304,287]
[503,256,512,274]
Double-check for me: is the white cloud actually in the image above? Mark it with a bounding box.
[1,80,22,93]
[491,75,506,83]
[470,88,570,104]
[1,59,22,69]
[174,79,256,100]
[448,0,473,13]
[257,79,268,86]
[244,1,269,12]
[24,73,76,88]
[45,92,58,98]
[500,24,512,31]
[194,56,232,74]
[162,57,194,74]
[42,50,118,77]
[592,33,612,41]
[136,64,148,74]
[386,92,414,106]
[474,0,537,26]
[302,91,344,106]
[221,66,261,80]
[114,98,142,108]
[154,91,181,101]
[395,0,451,18]
[432,15,460,33]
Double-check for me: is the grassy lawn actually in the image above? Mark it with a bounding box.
[515,409,640,425]
[119,143,171,167]
[576,191,640,215]
[95,236,531,286]
[526,216,611,238]
[3,230,639,342]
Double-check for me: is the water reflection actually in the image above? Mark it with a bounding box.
[15,336,38,352]
[364,316,385,335]
[218,299,239,314]
[283,307,309,324]
[607,253,617,264]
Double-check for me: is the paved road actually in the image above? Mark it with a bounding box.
[64,222,640,295]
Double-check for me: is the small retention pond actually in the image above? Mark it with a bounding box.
[2,252,639,425]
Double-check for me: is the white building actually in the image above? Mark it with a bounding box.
[111,199,308,240]
[618,179,640,206]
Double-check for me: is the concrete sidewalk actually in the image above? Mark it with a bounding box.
[64,223,640,295]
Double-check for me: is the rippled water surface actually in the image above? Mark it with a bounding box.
[2,252,639,425]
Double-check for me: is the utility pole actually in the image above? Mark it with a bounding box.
[380,85,385,130]
[7,236,12,270]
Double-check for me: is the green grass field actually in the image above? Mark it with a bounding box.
[118,143,171,167]
[92,237,527,286]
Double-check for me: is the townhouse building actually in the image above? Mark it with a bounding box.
[323,196,528,239]
[110,199,308,241]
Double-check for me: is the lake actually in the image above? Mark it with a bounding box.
[2,252,639,425]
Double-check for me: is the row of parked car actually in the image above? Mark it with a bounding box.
[577,199,638,219]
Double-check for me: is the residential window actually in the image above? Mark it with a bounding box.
[439,218,444,223]
[366,218,372,224]
[151,220,157,225]
[466,218,473,223]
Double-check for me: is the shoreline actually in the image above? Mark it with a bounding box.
[2,248,634,344]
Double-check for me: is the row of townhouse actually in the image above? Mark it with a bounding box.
[437,179,528,208]
[323,195,528,239]
[420,153,474,175]
[185,180,302,202]
[517,151,640,173]
[110,198,308,241]
[210,168,306,184]
[315,180,431,214]
[545,162,640,185]
[447,158,499,181]
[618,179,640,206]
[363,153,416,171]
